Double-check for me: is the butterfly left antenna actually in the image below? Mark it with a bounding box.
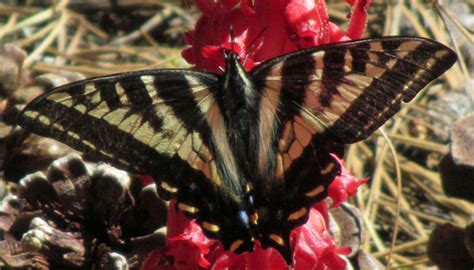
[229,25,236,54]
[243,26,267,66]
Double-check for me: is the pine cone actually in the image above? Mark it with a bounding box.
[0,154,167,269]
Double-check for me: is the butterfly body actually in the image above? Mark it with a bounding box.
[18,37,457,264]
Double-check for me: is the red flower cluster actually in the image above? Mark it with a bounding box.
[143,0,370,269]
[328,155,368,208]
[182,0,371,73]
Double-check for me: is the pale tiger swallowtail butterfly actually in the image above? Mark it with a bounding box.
[18,37,457,264]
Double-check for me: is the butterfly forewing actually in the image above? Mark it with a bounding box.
[18,70,221,180]
[252,37,457,146]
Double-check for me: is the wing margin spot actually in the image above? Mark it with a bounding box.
[305,185,325,198]
[203,222,220,233]
[269,234,285,246]
[178,202,199,214]
[160,181,178,194]
[230,240,244,252]
[287,208,307,222]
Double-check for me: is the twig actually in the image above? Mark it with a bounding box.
[379,129,402,269]
[373,238,429,258]
[69,12,109,40]
[110,10,171,45]
[381,133,449,154]
[14,20,57,47]
[23,11,69,68]
[0,12,18,40]
[434,0,473,42]
[375,198,451,224]
[432,1,474,104]
[0,7,54,37]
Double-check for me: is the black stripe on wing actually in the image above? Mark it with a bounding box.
[20,97,172,173]
[326,38,457,143]
[97,80,122,110]
[119,77,164,131]
[320,49,346,107]
[17,69,218,177]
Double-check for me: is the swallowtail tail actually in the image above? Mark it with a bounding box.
[18,37,457,264]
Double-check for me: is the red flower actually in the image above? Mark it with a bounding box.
[328,155,368,208]
[143,0,370,269]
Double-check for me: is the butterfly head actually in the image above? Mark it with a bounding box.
[220,48,257,105]
[222,49,243,69]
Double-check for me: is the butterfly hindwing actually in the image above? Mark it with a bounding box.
[256,139,343,263]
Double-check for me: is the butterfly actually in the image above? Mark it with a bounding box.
[18,37,457,264]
